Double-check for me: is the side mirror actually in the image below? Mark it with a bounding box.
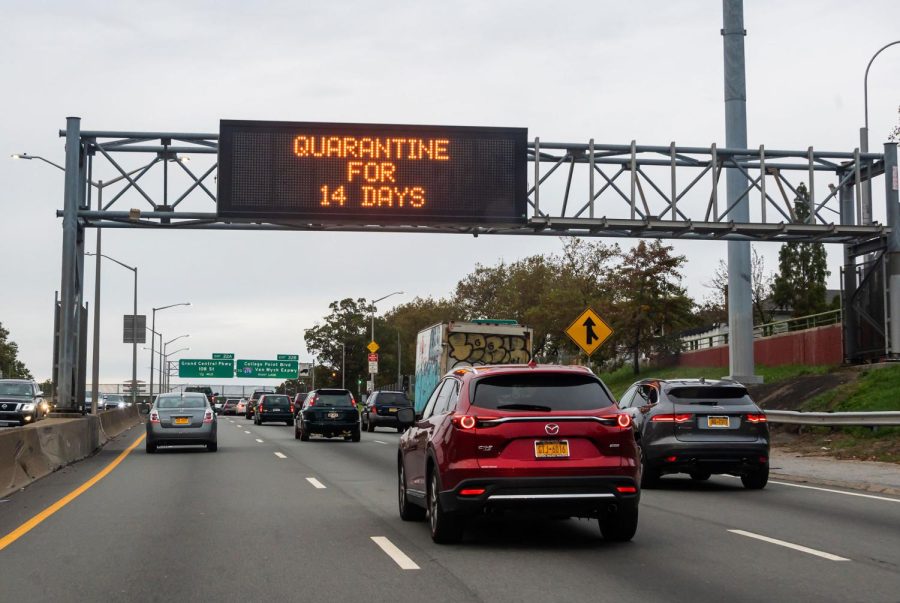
[36,391,44,397]
[396,407,415,426]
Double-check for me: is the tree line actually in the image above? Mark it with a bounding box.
[289,184,832,397]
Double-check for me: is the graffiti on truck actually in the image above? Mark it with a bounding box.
[448,332,531,367]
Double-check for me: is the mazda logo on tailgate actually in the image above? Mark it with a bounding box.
[1,404,7,410]
[545,423,559,435]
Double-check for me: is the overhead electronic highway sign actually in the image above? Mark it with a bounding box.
[217,120,528,225]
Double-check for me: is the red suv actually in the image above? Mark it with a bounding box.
[396,364,640,543]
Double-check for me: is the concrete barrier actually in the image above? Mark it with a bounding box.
[0,407,142,499]
[99,406,141,441]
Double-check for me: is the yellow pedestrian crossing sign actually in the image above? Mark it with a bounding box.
[565,308,613,356]
[367,341,380,354]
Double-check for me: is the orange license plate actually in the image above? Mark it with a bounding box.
[707,416,729,428]
[534,440,570,458]
[174,417,190,425]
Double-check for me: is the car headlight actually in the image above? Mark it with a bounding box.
[22,403,35,411]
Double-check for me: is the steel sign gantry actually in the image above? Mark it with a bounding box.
[48,119,897,406]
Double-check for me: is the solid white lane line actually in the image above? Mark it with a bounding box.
[274,452,287,459]
[256,439,264,443]
[728,530,849,561]
[244,431,251,434]
[769,480,900,503]
[722,475,900,503]
[371,536,419,570]
[373,440,387,445]
[306,477,326,489]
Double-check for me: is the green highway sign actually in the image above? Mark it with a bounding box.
[179,359,235,379]
[212,353,235,360]
[277,354,299,361]
[236,359,298,379]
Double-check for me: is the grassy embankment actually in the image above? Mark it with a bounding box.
[793,364,900,462]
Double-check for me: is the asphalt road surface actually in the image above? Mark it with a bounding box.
[1,418,898,602]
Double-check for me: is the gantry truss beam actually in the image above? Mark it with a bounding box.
[63,129,891,245]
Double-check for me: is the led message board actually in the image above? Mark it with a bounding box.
[217,120,527,224]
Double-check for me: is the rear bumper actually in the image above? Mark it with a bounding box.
[147,422,216,445]
[644,439,769,474]
[304,420,358,434]
[368,413,401,427]
[438,476,639,518]
[258,411,292,422]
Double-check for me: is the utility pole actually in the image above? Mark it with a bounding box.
[722,0,760,383]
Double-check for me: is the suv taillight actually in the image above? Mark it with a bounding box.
[290,404,295,414]
[150,411,160,424]
[651,413,692,423]
[308,396,316,407]
[203,410,213,423]
[371,405,378,414]
[617,413,632,428]
[451,415,477,430]
[259,404,264,412]
[746,413,767,423]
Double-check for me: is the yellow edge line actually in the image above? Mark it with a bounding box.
[0,431,146,552]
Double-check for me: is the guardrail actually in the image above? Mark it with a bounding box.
[681,309,842,351]
[764,410,900,426]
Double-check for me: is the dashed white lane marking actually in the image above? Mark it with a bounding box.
[244,431,251,434]
[306,477,326,489]
[722,475,900,503]
[256,439,264,443]
[728,530,849,561]
[373,440,387,445]
[371,536,419,570]
[274,452,287,459]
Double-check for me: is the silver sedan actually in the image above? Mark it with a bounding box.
[146,392,218,453]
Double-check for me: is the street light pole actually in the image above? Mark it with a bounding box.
[162,335,189,391]
[860,40,900,226]
[341,343,346,389]
[150,302,191,399]
[368,291,403,393]
[86,252,139,405]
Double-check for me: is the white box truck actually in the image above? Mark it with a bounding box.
[413,320,534,412]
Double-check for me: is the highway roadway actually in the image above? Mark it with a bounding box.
[1,417,898,602]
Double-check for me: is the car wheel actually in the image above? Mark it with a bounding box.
[286,419,294,426]
[428,470,463,544]
[599,504,638,542]
[366,417,375,432]
[300,422,310,441]
[398,460,426,521]
[146,441,157,454]
[351,428,361,443]
[741,466,768,490]
[690,470,711,481]
[207,441,218,452]
[396,426,405,433]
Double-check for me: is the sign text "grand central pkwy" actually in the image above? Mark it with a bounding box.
[216,120,528,225]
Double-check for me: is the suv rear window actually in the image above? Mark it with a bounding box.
[262,395,290,406]
[373,392,410,406]
[314,392,353,407]
[667,386,749,405]
[472,373,614,411]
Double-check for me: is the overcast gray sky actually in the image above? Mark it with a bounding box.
[1,0,898,385]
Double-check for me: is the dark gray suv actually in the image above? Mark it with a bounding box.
[618,378,770,489]
[0,379,49,426]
